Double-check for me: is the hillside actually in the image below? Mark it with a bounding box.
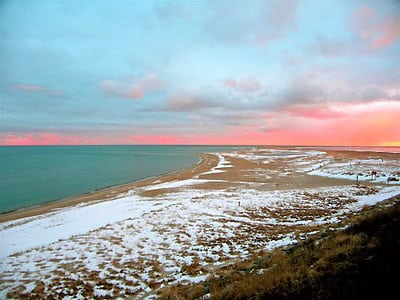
[159,195,400,299]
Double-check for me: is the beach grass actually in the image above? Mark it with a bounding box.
[158,195,400,299]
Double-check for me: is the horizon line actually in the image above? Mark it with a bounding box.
[1,144,399,148]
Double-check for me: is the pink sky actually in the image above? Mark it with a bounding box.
[2,101,398,146]
[1,1,399,147]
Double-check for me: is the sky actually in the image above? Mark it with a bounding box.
[0,0,399,146]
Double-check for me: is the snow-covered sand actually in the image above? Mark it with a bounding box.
[1,148,399,299]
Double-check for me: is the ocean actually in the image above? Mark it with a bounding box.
[0,145,247,214]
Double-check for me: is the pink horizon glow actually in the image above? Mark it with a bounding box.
[2,101,398,147]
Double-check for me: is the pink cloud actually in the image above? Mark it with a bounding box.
[0,133,105,146]
[11,83,63,96]
[353,5,400,49]
[355,5,374,20]
[101,74,163,99]
[15,84,44,91]
[223,77,262,93]
[286,104,346,120]
[373,17,400,48]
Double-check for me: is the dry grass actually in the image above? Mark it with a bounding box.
[158,195,400,300]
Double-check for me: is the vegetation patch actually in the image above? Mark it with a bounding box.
[158,195,400,299]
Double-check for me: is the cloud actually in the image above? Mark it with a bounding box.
[158,67,396,121]
[164,91,217,112]
[271,69,395,109]
[3,101,397,146]
[11,84,63,96]
[312,4,400,57]
[310,37,353,57]
[352,4,400,49]
[0,133,99,146]
[223,77,262,93]
[371,17,400,48]
[14,84,44,91]
[286,104,346,120]
[275,79,326,106]
[100,74,163,99]
[258,0,299,43]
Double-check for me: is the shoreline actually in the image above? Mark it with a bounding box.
[0,153,214,224]
[1,147,399,224]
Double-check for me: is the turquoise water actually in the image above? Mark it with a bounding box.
[0,145,247,214]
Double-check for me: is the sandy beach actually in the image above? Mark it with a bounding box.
[1,147,399,299]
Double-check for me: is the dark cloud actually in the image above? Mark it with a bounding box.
[275,80,326,106]
[164,92,218,112]
[158,70,395,121]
